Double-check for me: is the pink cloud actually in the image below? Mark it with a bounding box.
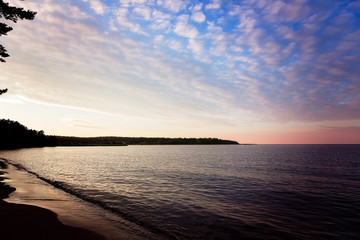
[263,0,310,22]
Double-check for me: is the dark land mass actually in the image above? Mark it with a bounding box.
[0,119,46,149]
[0,119,239,149]
[52,136,239,146]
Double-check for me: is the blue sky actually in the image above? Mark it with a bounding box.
[1,0,360,143]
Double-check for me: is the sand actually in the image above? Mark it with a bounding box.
[0,161,105,240]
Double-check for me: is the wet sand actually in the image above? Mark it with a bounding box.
[0,160,105,240]
[0,158,161,240]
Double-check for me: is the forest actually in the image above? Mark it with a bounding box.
[0,119,239,149]
[0,119,46,149]
[52,136,239,146]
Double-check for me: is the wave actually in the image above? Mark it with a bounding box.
[1,158,175,240]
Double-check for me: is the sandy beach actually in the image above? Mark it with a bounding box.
[0,160,105,240]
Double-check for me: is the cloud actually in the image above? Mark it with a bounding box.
[2,0,360,131]
[168,39,183,51]
[152,9,172,19]
[206,0,221,10]
[191,11,206,23]
[2,0,231,124]
[119,0,151,7]
[133,6,152,20]
[349,1,360,10]
[263,0,310,22]
[150,9,172,29]
[277,26,296,39]
[321,126,360,133]
[64,118,103,129]
[114,8,147,35]
[157,0,186,13]
[223,1,360,122]
[188,38,203,56]
[173,14,198,38]
[235,10,258,33]
[190,3,203,12]
[154,34,164,44]
[82,0,106,15]
[206,22,229,56]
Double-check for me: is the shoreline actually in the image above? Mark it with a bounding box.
[0,157,163,240]
[0,160,105,240]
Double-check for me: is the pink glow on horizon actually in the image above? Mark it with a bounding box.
[232,127,360,144]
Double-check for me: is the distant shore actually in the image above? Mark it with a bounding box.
[1,119,240,150]
[50,136,240,146]
[0,160,105,240]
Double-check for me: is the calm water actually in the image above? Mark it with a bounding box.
[1,145,359,239]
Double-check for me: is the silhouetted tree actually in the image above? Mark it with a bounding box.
[0,0,36,94]
[0,119,46,149]
[0,88,7,95]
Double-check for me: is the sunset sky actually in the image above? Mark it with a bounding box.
[1,0,360,144]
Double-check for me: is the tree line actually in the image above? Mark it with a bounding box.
[0,119,239,149]
[0,119,46,149]
[52,136,239,146]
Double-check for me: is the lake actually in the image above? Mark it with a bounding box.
[1,144,359,239]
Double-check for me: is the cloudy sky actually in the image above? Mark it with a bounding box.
[1,0,360,143]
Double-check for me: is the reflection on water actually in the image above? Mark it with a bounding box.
[1,145,360,239]
[4,163,158,240]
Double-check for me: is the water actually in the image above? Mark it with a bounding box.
[1,145,359,239]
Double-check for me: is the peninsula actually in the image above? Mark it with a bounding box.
[0,119,239,149]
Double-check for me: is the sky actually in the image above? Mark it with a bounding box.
[1,0,360,144]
